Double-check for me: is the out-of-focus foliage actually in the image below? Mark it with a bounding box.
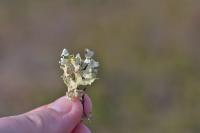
[0,0,200,133]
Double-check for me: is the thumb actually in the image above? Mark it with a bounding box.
[30,96,83,133]
[0,96,83,133]
[48,96,83,132]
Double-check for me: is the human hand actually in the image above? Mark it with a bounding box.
[0,95,92,133]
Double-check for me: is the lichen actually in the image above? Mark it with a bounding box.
[59,48,99,100]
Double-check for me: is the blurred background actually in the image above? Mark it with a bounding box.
[0,0,200,132]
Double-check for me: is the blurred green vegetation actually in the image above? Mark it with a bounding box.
[0,0,200,133]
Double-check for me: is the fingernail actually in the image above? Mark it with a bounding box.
[48,96,72,114]
[83,95,92,116]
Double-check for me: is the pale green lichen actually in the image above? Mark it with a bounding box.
[59,48,99,100]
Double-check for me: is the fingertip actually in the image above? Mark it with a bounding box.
[48,96,72,114]
[67,98,83,119]
[72,123,91,133]
[61,99,83,131]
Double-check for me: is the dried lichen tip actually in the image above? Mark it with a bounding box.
[61,48,69,57]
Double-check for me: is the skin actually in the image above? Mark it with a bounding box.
[0,94,92,133]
